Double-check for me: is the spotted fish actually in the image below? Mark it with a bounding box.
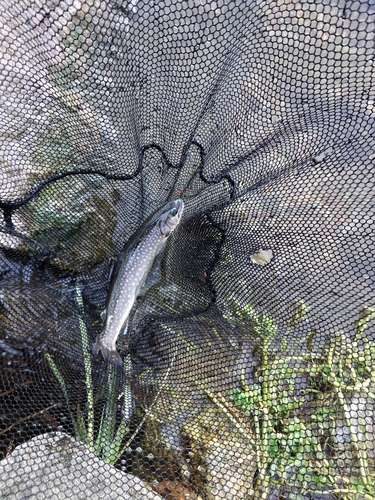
[93,199,184,366]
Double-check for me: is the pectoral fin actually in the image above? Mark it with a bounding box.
[100,308,107,322]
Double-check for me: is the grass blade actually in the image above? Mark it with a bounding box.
[106,418,130,465]
[45,353,82,439]
[94,406,106,456]
[76,285,95,450]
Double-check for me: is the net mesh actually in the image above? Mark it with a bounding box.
[1,0,375,498]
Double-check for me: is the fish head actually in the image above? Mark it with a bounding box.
[159,199,184,236]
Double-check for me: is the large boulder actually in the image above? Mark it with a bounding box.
[0,432,162,500]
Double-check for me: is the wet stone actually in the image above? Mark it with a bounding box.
[16,175,118,271]
[0,432,162,500]
[181,404,257,499]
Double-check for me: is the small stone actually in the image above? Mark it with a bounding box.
[250,249,273,266]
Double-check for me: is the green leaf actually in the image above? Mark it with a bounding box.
[76,283,94,449]
[253,314,277,338]
[75,412,88,444]
[105,418,130,465]
[288,299,309,329]
[45,353,69,403]
[45,352,82,440]
[94,407,106,456]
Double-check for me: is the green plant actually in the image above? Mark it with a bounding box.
[46,283,176,466]
[229,311,312,499]
[306,307,375,499]
[45,284,131,465]
[208,301,375,499]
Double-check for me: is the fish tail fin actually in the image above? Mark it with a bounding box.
[92,336,123,367]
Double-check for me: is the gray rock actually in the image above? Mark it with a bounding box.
[332,393,375,460]
[182,404,257,500]
[0,432,162,500]
[16,175,118,271]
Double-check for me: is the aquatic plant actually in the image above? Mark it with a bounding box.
[201,303,375,499]
[45,284,131,465]
[45,283,175,466]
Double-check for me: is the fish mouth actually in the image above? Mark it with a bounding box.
[173,198,184,218]
[164,198,184,220]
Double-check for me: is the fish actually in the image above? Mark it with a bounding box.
[93,199,184,366]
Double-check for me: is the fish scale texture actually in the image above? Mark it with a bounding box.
[0,0,375,499]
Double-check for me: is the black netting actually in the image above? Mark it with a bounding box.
[1,0,375,498]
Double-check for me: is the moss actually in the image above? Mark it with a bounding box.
[19,175,117,271]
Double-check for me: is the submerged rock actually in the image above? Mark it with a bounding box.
[332,393,375,461]
[0,432,162,500]
[181,403,257,500]
[16,175,118,271]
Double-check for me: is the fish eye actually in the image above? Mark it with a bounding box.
[170,207,178,216]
